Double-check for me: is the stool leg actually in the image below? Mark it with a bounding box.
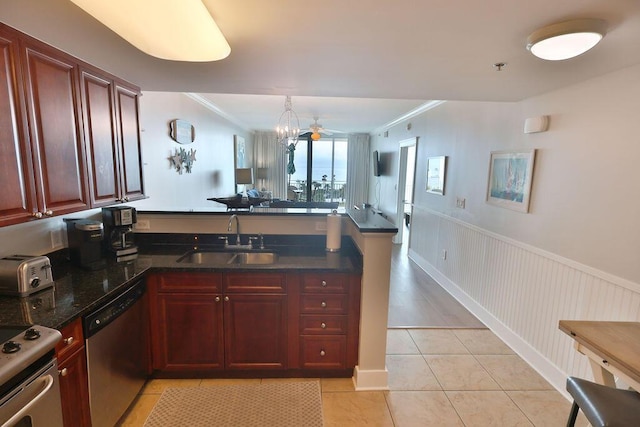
[566,401,579,427]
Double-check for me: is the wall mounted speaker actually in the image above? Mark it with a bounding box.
[524,115,549,134]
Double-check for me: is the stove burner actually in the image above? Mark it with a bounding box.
[2,340,21,354]
[0,325,61,387]
[24,328,41,340]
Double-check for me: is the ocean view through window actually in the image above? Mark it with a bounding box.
[288,137,348,206]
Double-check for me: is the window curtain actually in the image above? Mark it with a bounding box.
[345,133,370,209]
[253,131,287,200]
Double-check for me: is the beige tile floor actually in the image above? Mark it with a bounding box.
[117,328,589,426]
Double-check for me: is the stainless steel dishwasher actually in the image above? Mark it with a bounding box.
[83,279,148,427]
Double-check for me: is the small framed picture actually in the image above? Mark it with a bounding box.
[486,150,536,213]
[426,156,446,195]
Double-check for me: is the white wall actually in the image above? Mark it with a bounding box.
[370,63,640,393]
[130,92,252,211]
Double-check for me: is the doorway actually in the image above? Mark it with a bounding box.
[394,137,418,245]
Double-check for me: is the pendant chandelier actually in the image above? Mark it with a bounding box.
[276,96,301,148]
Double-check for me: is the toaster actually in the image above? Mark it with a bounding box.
[0,255,54,297]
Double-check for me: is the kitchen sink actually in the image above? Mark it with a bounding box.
[176,250,278,265]
[229,252,278,265]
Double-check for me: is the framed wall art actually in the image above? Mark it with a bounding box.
[426,156,446,195]
[486,149,536,213]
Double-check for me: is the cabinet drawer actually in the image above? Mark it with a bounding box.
[56,318,84,362]
[299,315,348,335]
[224,272,286,293]
[300,294,348,314]
[300,336,346,369]
[153,272,222,293]
[302,273,347,293]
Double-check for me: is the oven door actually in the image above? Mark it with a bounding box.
[0,359,63,427]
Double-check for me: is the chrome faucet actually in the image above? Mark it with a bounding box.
[227,214,241,246]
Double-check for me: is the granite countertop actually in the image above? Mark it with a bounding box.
[0,234,362,330]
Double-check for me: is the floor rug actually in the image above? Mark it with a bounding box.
[144,381,323,427]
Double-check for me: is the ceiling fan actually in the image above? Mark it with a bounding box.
[305,117,342,140]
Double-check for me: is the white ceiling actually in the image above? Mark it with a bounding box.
[1,0,639,133]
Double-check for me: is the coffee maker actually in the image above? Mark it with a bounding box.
[102,206,138,261]
[65,219,107,270]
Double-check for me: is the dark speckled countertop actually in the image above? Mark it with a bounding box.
[0,234,362,330]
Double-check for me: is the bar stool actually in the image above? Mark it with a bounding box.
[566,376,640,426]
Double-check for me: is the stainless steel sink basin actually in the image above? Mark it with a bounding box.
[229,252,278,265]
[176,251,235,265]
[176,250,278,265]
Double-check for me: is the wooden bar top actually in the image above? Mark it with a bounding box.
[559,320,640,384]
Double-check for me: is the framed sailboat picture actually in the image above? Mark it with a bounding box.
[486,150,536,213]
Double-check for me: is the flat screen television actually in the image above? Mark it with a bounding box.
[373,150,381,176]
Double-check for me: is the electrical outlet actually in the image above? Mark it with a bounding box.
[50,229,62,248]
[135,219,150,230]
[442,249,447,260]
[456,197,466,209]
[315,221,327,231]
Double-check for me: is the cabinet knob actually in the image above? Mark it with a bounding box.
[321,280,327,287]
[63,337,74,346]
[320,301,327,308]
[320,350,326,357]
[215,296,221,302]
[32,212,43,219]
[44,210,53,217]
[59,368,68,377]
[320,322,327,329]
[224,296,230,302]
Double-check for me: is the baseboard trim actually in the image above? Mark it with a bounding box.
[352,366,389,391]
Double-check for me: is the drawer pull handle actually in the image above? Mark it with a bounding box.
[321,322,327,329]
[59,368,68,377]
[63,337,74,346]
[320,350,326,357]
[320,301,327,308]
[321,280,327,287]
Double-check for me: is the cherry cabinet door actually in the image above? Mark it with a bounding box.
[155,293,224,371]
[80,68,121,207]
[21,38,90,216]
[0,28,37,226]
[115,83,144,202]
[58,347,92,427]
[224,293,288,370]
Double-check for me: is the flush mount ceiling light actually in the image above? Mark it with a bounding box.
[526,19,607,61]
[70,0,230,62]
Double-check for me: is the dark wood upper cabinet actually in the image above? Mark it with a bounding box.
[21,37,90,217]
[115,83,144,202]
[0,28,37,227]
[80,66,144,206]
[0,22,144,226]
[80,68,121,207]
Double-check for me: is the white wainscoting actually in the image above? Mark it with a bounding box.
[408,206,640,396]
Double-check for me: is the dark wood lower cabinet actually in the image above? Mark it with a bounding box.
[56,318,91,427]
[224,293,288,370]
[155,293,224,370]
[58,347,92,427]
[148,270,361,377]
